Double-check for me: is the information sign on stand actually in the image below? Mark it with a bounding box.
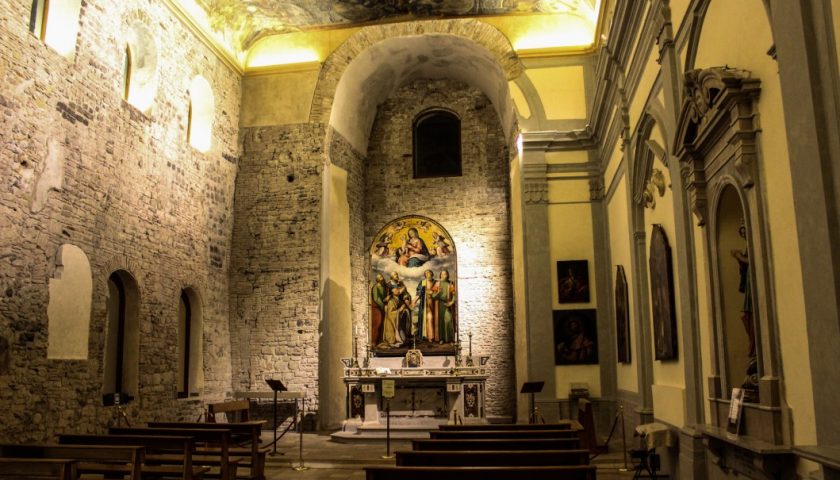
[382,379,395,399]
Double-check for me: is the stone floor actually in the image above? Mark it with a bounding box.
[263,431,649,479]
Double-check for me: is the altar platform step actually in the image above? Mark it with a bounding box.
[330,422,436,443]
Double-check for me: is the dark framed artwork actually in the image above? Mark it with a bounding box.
[557,260,590,304]
[649,225,678,361]
[615,265,631,363]
[369,216,458,356]
[553,309,598,365]
[350,386,364,419]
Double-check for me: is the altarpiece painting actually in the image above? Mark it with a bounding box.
[649,224,678,360]
[369,216,457,356]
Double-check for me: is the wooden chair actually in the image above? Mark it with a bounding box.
[578,398,608,454]
[0,458,76,480]
[0,444,144,480]
[207,400,251,423]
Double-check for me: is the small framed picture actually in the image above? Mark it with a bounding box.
[553,309,598,365]
[557,260,590,303]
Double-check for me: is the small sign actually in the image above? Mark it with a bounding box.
[446,383,461,393]
[381,379,395,398]
[361,384,375,393]
[727,387,745,438]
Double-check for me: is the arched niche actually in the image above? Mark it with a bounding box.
[674,66,786,444]
[369,216,457,356]
[188,76,214,153]
[713,185,757,401]
[123,21,159,113]
[178,287,204,397]
[103,269,140,402]
[47,244,92,360]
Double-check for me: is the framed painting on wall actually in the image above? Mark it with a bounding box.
[557,260,590,304]
[649,224,678,361]
[615,265,631,363]
[553,309,598,365]
[369,216,457,356]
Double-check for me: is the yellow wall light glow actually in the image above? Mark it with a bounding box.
[247,32,323,68]
[512,14,596,51]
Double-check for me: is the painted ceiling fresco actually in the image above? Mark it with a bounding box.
[194,0,599,50]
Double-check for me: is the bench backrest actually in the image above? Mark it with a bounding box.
[0,444,143,480]
[365,465,597,480]
[395,449,590,467]
[207,400,250,422]
[412,438,581,451]
[438,422,576,431]
[429,429,579,439]
[0,458,76,480]
[58,434,196,479]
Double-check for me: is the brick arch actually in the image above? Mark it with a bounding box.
[309,18,524,126]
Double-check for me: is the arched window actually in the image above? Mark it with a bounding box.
[187,76,214,152]
[47,244,92,360]
[413,109,461,178]
[29,0,82,57]
[103,270,140,405]
[178,288,203,398]
[123,22,158,113]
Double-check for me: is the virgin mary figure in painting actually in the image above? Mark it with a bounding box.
[433,270,456,344]
[397,227,430,267]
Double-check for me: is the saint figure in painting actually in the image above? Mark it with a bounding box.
[380,272,412,347]
[414,270,436,342]
[370,273,387,345]
[397,227,430,267]
[556,316,596,363]
[433,270,456,343]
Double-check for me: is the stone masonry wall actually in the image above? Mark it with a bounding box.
[364,79,515,418]
[230,124,325,413]
[0,0,240,441]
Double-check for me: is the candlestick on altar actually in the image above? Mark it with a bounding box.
[353,336,358,359]
[468,331,473,358]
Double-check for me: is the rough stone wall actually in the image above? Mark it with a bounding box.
[0,0,240,441]
[364,79,515,418]
[230,124,325,411]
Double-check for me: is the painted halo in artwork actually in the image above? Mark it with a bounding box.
[369,216,457,356]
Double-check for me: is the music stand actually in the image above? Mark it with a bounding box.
[265,378,288,456]
[520,381,545,424]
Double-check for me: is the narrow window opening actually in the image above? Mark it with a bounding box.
[413,109,462,178]
[29,0,49,40]
[123,46,132,101]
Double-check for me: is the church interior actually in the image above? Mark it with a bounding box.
[2,0,840,478]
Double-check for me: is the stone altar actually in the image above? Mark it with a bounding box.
[333,355,490,441]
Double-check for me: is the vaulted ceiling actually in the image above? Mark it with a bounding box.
[170,0,604,64]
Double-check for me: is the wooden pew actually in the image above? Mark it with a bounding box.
[207,400,251,423]
[395,449,590,467]
[0,444,144,480]
[109,426,239,480]
[412,437,581,451]
[0,458,76,480]
[365,465,597,480]
[429,429,580,439]
[58,433,207,479]
[438,421,578,431]
[149,421,268,480]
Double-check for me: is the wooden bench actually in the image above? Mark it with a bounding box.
[0,444,144,480]
[58,433,208,479]
[412,438,581,451]
[207,400,251,423]
[110,426,239,480]
[395,449,590,467]
[364,465,597,480]
[149,421,268,480]
[429,429,580,440]
[0,458,76,480]
[438,421,578,431]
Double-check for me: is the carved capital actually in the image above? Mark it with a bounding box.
[523,181,548,204]
[589,176,605,201]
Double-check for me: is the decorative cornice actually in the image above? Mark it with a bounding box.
[523,181,549,204]
[521,127,597,152]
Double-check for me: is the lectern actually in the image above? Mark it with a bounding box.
[520,381,545,424]
[264,378,287,456]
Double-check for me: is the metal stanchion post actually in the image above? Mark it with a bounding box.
[292,399,308,471]
[270,389,278,456]
[381,398,394,459]
[619,404,629,472]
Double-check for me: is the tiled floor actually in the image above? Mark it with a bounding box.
[263,432,647,479]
